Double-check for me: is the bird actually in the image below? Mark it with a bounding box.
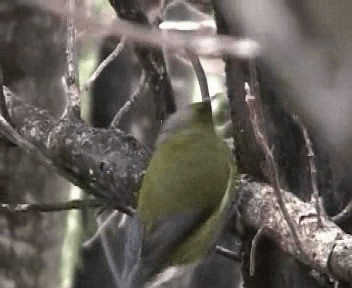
[127,100,238,287]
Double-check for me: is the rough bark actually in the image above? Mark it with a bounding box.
[4,86,151,207]
[238,178,352,283]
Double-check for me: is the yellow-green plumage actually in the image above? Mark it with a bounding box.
[136,101,238,272]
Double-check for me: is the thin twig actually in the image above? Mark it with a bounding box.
[81,37,126,92]
[97,211,122,286]
[293,115,323,227]
[64,0,80,118]
[83,211,130,287]
[0,199,103,213]
[187,50,210,103]
[1,195,134,216]
[110,70,148,129]
[331,198,352,224]
[1,197,133,217]
[250,225,267,276]
[96,194,136,217]
[245,80,306,259]
[84,210,121,248]
[215,245,242,262]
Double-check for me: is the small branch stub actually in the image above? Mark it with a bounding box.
[64,0,80,118]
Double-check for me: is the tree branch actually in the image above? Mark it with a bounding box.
[215,245,242,262]
[238,177,352,282]
[64,0,80,118]
[1,199,103,213]
[110,70,148,129]
[81,37,126,92]
[331,199,352,225]
[293,114,324,227]
[2,86,151,208]
[245,80,306,260]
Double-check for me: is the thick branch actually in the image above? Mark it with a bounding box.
[238,177,352,282]
[3,86,151,208]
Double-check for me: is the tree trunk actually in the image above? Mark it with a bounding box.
[0,2,71,288]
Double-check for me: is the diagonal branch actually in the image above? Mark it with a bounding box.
[110,70,148,129]
[81,37,126,92]
[2,86,151,208]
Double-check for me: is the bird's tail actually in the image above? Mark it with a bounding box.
[82,212,143,288]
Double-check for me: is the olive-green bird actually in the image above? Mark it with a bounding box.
[127,101,238,287]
